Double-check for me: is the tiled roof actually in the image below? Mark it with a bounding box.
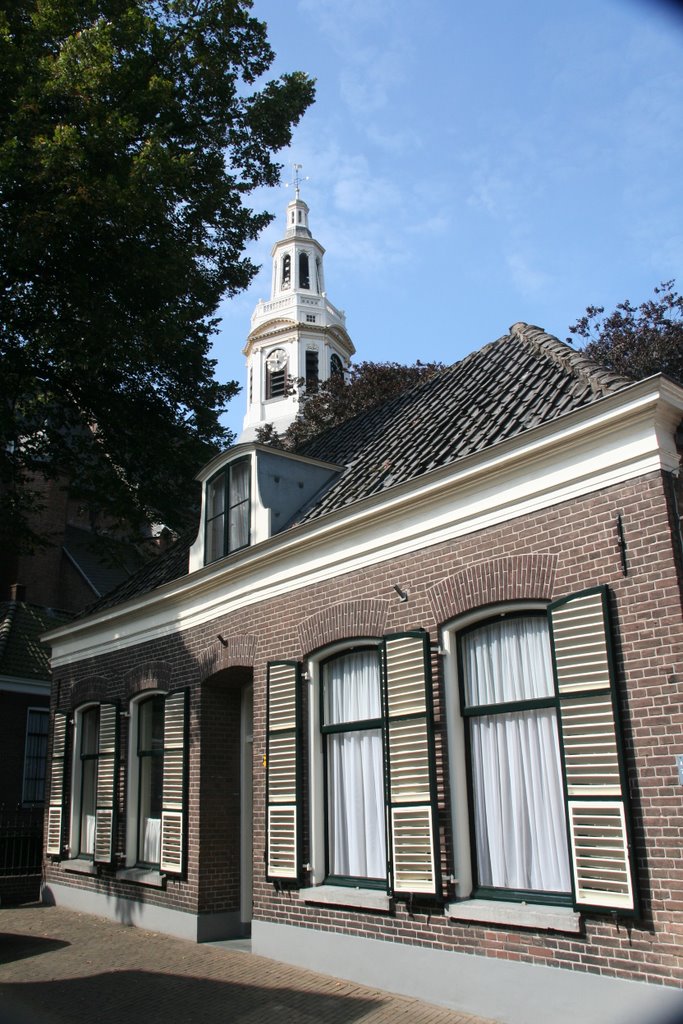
[77,324,632,614]
[63,524,142,598]
[0,602,73,681]
[295,323,632,522]
[80,532,193,615]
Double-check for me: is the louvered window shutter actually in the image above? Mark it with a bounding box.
[549,587,638,915]
[94,703,118,864]
[160,690,188,875]
[266,661,301,882]
[46,711,68,856]
[383,632,440,897]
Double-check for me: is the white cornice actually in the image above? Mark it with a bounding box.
[45,378,683,667]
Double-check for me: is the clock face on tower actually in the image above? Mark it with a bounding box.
[266,348,287,372]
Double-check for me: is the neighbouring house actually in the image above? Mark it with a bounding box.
[0,472,147,902]
[42,192,683,1024]
[0,593,71,902]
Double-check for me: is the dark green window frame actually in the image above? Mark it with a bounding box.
[204,457,251,564]
[457,610,573,907]
[136,694,165,868]
[77,705,100,860]
[320,645,388,890]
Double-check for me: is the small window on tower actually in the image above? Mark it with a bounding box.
[299,252,310,289]
[306,314,316,323]
[298,210,302,223]
[330,353,344,377]
[282,254,291,289]
[306,350,319,390]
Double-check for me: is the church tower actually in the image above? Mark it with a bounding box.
[240,171,355,440]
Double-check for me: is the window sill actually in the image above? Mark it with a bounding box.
[62,858,98,876]
[116,867,165,889]
[445,899,581,933]
[298,885,391,912]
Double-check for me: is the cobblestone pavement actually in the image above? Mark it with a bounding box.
[0,904,497,1024]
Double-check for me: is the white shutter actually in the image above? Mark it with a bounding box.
[549,588,638,915]
[94,703,117,864]
[160,690,188,875]
[266,662,300,881]
[383,633,439,896]
[46,712,68,856]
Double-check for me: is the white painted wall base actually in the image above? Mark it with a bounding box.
[251,920,683,1024]
[42,881,242,942]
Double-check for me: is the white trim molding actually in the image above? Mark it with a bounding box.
[45,377,683,668]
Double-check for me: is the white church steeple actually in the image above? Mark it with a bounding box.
[240,168,355,440]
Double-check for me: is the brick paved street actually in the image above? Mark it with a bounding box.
[0,905,497,1024]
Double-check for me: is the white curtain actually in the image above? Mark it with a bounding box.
[461,617,571,893]
[325,652,386,879]
[84,814,96,856]
[228,461,250,550]
[143,817,161,864]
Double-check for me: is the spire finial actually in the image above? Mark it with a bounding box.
[285,162,309,199]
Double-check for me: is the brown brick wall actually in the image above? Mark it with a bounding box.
[45,470,683,986]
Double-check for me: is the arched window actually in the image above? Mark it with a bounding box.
[305,349,319,390]
[76,705,99,858]
[281,254,291,289]
[322,647,386,883]
[458,612,570,896]
[136,694,165,866]
[299,252,310,289]
[330,353,343,377]
[126,689,189,875]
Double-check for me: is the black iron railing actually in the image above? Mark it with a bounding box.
[0,809,43,875]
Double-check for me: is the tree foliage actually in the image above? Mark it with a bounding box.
[0,0,315,549]
[568,280,683,385]
[257,360,443,450]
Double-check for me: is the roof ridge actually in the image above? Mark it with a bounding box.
[509,322,633,396]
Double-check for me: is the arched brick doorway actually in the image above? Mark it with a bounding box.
[198,666,253,938]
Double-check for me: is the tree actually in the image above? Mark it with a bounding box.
[0,0,315,550]
[257,360,443,450]
[568,280,683,385]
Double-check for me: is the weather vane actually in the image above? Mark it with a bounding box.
[285,162,309,199]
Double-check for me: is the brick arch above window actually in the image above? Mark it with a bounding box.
[427,554,558,624]
[124,661,174,697]
[198,633,258,680]
[297,599,390,656]
[70,676,110,707]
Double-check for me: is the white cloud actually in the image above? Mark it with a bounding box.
[507,253,551,296]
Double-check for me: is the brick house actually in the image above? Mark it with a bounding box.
[42,195,683,1023]
[0,455,151,899]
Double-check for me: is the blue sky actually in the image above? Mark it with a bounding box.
[216,0,683,437]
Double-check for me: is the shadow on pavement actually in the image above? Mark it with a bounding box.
[0,969,379,1024]
[0,934,70,967]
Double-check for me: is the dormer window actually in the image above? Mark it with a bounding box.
[205,458,251,563]
[299,252,310,289]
